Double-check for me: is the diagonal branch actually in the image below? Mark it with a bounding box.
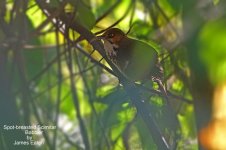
[35,1,170,149]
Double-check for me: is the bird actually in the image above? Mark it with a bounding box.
[99,28,180,147]
[99,28,161,81]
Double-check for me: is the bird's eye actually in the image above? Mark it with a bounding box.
[108,33,115,38]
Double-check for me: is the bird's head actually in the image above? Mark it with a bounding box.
[98,28,127,58]
[100,28,126,46]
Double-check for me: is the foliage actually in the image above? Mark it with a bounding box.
[0,0,226,150]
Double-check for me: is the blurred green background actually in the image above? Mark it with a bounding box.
[1,0,226,150]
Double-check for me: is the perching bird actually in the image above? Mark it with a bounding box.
[99,28,161,81]
[99,28,180,147]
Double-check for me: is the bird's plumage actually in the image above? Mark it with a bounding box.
[101,28,159,81]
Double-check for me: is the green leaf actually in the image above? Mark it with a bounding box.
[68,0,95,29]
[129,21,153,39]
[23,17,44,80]
[135,117,156,149]
[167,0,182,11]
[198,18,226,84]
[99,87,128,105]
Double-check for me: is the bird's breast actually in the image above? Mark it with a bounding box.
[103,39,118,57]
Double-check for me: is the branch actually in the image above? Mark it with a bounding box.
[35,1,170,149]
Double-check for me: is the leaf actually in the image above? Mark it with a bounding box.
[129,21,153,39]
[135,117,156,149]
[168,0,182,11]
[68,0,95,29]
[99,87,128,105]
[23,17,44,80]
[173,0,197,11]
[198,18,226,84]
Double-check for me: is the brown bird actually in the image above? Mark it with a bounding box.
[99,28,161,81]
[100,28,179,149]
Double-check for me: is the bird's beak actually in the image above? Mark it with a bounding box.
[90,35,104,43]
[97,35,104,40]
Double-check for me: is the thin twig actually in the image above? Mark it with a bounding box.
[95,0,121,23]
[94,0,135,35]
[52,22,62,150]
[64,38,91,149]
[73,47,111,149]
